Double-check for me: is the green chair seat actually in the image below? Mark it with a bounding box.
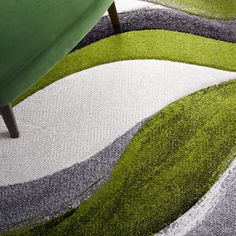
[0,0,114,106]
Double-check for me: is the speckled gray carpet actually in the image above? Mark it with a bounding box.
[0,121,144,233]
[75,8,236,51]
[156,152,236,236]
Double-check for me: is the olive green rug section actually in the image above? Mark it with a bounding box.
[14,30,236,106]
[7,80,236,236]
[146,0,236,20]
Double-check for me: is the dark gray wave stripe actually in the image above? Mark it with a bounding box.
[73,8,236,52]
[0,120,147,233]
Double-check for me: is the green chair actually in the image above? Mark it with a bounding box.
[0,0,120,138]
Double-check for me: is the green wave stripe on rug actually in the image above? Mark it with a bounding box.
[7,79,236,236]
[14,30,236,105]
[146,0,236,20]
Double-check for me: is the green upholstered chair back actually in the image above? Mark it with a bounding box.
[0,0,113,106]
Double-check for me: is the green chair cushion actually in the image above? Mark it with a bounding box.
[0,0,113,106]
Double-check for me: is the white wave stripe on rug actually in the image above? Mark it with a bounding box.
[0,60,235,186]
[103,0,166,16]
[156,152,236,236]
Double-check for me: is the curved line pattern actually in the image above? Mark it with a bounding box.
[4,60,236,185]
[156,150,236,235]
[15,29,236,106]
[13,80,236,236]
[76,8,236,51]
[2,60,235,233]
[0,121,145,233]
[1,5,236,234]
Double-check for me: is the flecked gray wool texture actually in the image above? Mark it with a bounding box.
[74,8,236,51]
[0,121,144,233]
[187,167,236,236]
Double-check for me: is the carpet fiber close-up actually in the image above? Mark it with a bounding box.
[0,0,236,235]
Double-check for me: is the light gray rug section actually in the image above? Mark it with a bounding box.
[74,8,236,51]
[156,153,236,236]
[2,60,235,186]
[187,157,236,236]
[0,120,144,233]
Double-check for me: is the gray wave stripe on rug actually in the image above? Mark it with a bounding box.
[156,152,236,236]
[0,120,146,233]
[74,8,236,51]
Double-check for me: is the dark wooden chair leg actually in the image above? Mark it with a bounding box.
[0,104,19,138]
[108,2,120,30]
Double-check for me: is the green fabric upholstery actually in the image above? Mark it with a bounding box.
[0,0,113,106]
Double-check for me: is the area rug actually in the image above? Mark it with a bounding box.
[145,0,236,19]
[0,0,236,235]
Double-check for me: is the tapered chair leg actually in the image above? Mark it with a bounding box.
[0,104,19,138]
[108,2,120,30]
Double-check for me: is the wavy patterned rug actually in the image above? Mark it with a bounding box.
[1,0,236,235]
